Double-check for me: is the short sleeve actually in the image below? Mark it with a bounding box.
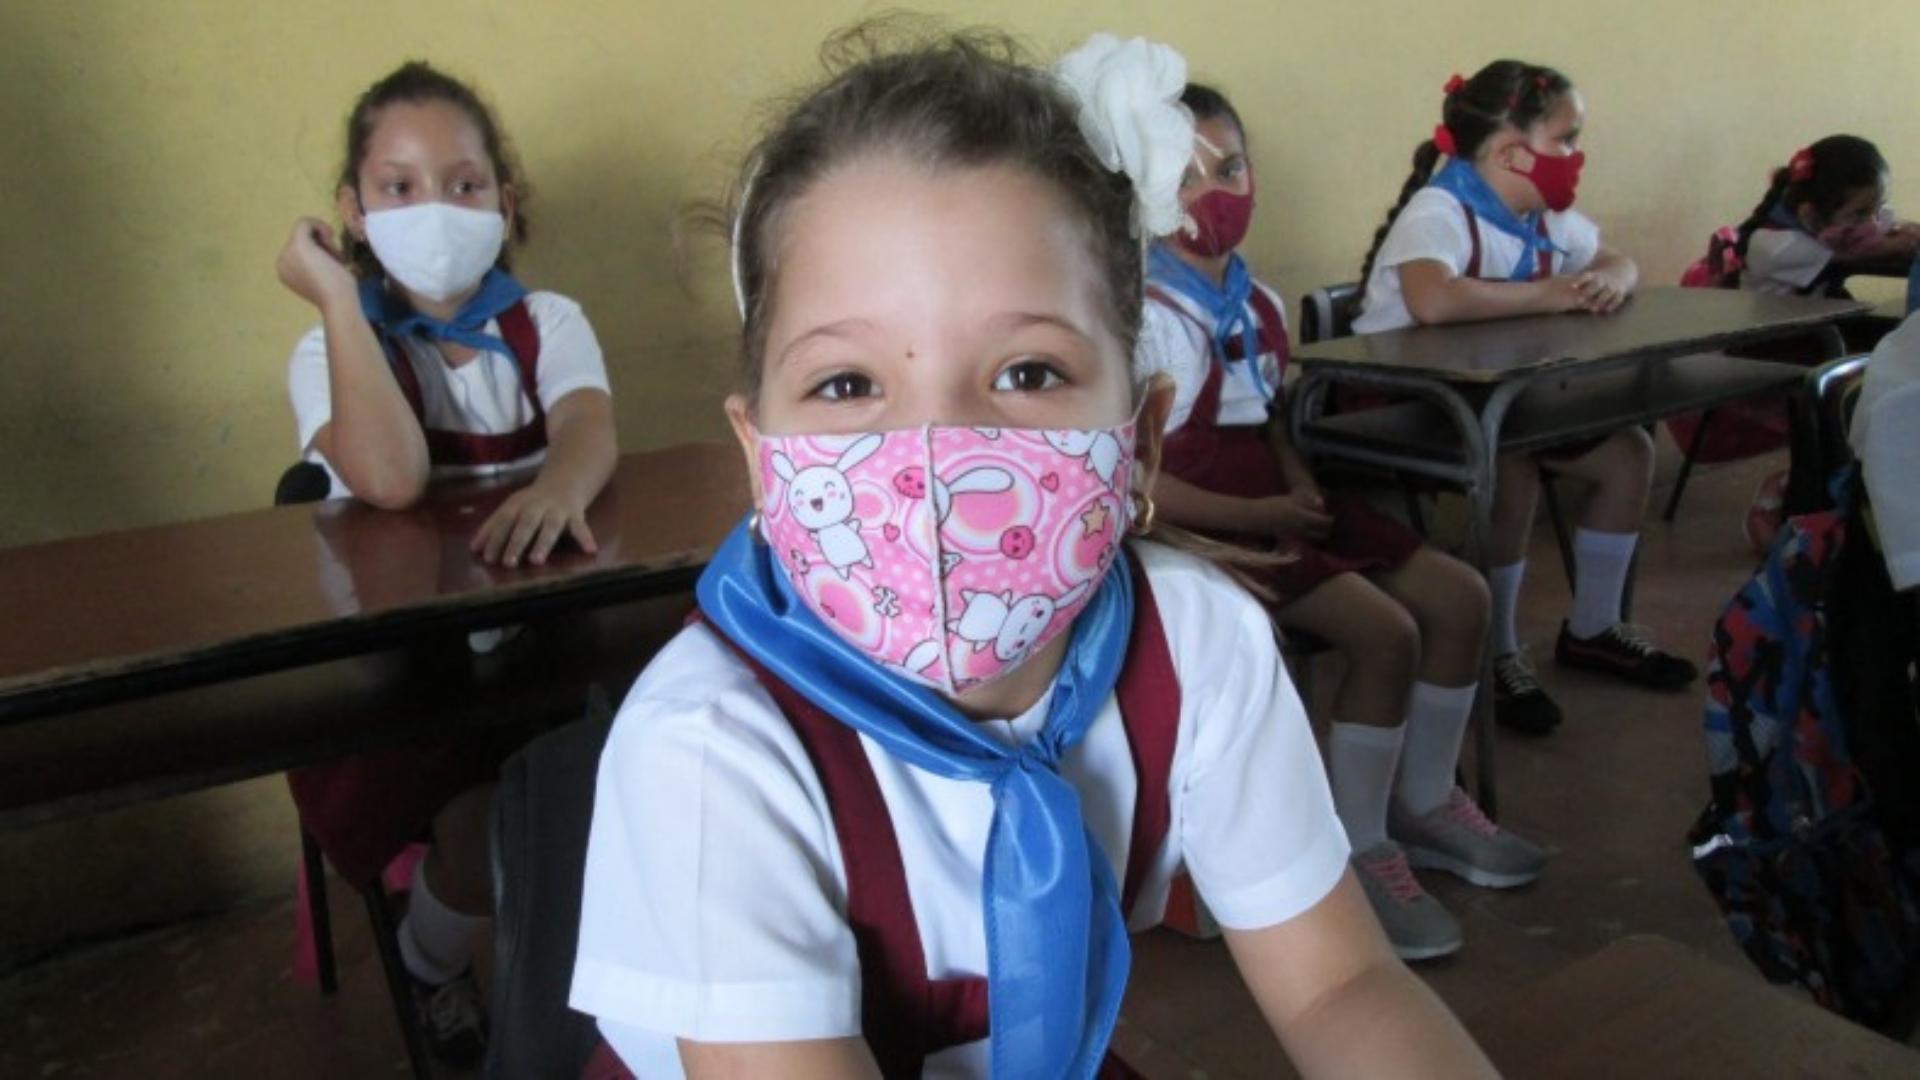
[525,292,612,409]
[1373,190,1474,277]
[1151,552,1349,929]
[1856,314,1920,590]
[1552,209,1603,275]
[287,325,334,453]
[569,628,862,1042]
[1745,230,1832,292]
[1136,300,1212,434]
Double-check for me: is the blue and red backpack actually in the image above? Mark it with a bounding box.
[1689,471,1920,1027]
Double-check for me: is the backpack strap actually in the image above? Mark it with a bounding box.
[705,553,1181,1076]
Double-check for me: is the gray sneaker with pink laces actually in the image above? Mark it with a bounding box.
[1352,841,1462,961]
[1392,787,1548,889]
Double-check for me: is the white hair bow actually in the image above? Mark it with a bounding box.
[1054,33,1194,240]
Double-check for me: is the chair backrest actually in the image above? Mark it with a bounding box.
[1299,282,1363,344]
[487,690,617,1080]
[1810,355,1871,476]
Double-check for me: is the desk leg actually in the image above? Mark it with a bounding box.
[1461,381,1524,822]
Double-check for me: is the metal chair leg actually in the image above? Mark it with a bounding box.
[1663,408,1716,523]
[300,829,338,996]
[362,885,435,1080]
[1400,481,1429,537]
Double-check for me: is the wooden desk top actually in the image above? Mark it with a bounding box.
[0,442,749,722]
[1467,936,1920,1077]
[1295,287,1867,383]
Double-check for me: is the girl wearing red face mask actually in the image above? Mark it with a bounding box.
[1353,60,1698,746]
[1141,83,1531,963]
[1731,135,1920,297]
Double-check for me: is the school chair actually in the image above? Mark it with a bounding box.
[486,689,615,1079]
[274,461,437,1080]
[1298,284,1580,591]
[1784,355,1870,516]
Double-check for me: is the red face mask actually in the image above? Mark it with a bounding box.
[1174,184,1256,258]
[1509,147,1586,212]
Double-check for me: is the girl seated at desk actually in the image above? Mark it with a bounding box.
[274,59,617,1068]
[1353,59,1697,739]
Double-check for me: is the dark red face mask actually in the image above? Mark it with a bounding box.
[1174,183,1256,258]
[1509,147,1585,212]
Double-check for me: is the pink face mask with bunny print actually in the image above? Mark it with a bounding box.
[755,422,1136,695]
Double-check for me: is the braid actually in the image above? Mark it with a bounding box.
[1733,168,1791,263]
[1360,140,1442,285]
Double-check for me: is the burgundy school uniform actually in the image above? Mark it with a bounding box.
[1148,284,1422,603]
[287,301,551,885]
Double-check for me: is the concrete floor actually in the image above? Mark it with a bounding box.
[0,450,1868,1078]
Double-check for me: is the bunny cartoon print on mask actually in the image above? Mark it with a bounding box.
[757,422,1135,694]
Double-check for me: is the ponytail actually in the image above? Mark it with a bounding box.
[1360,139,1443,286]
[1732,167,1792,267]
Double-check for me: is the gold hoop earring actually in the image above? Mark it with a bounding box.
[1129,490,1156,535]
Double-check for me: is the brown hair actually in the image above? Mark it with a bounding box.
[724,19,1293,593]
[1359,59,1573,286]
[724,19,1140,404]
[335,60,529,279]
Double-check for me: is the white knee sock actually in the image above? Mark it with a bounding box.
[397,856,485,985]
[1568,528,1638,639]
[1488,560,1527,656]
[1329,721,1406,852]
[1393,682,1478,817]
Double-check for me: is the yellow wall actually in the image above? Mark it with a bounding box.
[4,0,1918,958]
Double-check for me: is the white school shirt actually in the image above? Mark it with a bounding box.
[569,542,1348,1078]
[286,290,611,498]
[1742,228,1835,296]
[1353,185,1602,334]
[1850,311,1920,589]
[1136,279,1289,433]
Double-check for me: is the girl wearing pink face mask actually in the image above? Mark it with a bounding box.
[1353,60,1698,747]
[1142,82,1529,964]
[1732,135,1920,297]
[570,28,1493,1080]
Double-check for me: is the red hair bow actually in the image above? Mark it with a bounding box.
[1443,74,1466,96]
[1433,124,1458,157]
[1788,147,1815,183]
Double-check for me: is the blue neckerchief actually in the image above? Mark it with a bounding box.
[1427,158,1567,281]
[357,268,528,356]
[1147,244,1273,401]
[697,519,1134,1080]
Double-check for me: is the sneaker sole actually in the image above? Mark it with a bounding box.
[1393,935,1463,962]
[1554,647,1696,691]
[1402,845,1542,889]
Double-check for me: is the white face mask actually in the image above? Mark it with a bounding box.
[362,202,506,303]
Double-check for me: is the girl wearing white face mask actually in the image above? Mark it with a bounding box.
[273,60,617,1071]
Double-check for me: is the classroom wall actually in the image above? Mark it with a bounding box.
[4,0,1917,964]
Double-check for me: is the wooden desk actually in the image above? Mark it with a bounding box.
[1467,935,1920,1077]
[1288,289,1866,815]
[0,442,749,724]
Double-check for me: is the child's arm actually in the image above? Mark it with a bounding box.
[1830,226,1920,267]
[277,218,431,509]
[1153,471,1332,544]
[1397,258,1591,325]
[677,1037,881,1079]
[471,387,617,566]
[1224,873,1496,1078]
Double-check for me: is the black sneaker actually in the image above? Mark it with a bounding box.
[1493,650,1563,734]
[409,967,488,1070]
[1555,621,1699,690]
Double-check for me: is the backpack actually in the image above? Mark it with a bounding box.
[1688,472,1920,1028]
[1680,224,1746,289]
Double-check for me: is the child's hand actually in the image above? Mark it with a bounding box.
[1257,493,1333,544]
[471,481,600,568]
[276,218,358,310]
[1570,268,1630,314]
